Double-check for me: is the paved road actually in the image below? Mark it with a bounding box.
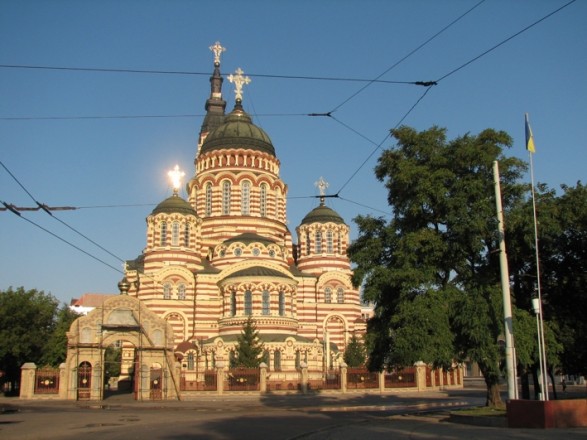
[1,387,586,439]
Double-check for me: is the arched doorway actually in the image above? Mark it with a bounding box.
[103,340,138,400]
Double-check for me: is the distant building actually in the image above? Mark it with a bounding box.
[69,293,116,315]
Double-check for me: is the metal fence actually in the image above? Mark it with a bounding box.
[347,368,379,389]
[226,367,260,391]
[180,370,218,391]
[34,367,60,394]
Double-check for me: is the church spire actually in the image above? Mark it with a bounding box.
[200,41,227,135]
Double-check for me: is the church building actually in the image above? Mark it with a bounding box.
[120,42,365,375]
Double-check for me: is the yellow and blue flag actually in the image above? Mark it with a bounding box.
[525,113,536,153]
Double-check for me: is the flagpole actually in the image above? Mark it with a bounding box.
[526,112,549,401]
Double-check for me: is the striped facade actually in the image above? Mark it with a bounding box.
[123,49,365,373]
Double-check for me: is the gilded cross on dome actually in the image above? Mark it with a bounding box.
[209,41,226,65]
[228,67,251,102]
[315,177,329,205]
[168,165,185,195]
[315,177,329,196]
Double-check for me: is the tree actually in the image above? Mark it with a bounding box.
[232,316,264,368]
[343,333,366,367]
[40,305,79,367]
[348,126,528,408]
[0,287,60,392]
[508,182,585,393]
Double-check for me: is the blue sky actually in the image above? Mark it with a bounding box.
[1,0,585,304]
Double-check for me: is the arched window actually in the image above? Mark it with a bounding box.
[315,231,322,254]
[324,287,332,304]
[163,282,171,300]
[337,287,344,304]
[205,183,212,216]
[262,290,270,315]
[260,183,267,217]
[187,352,195,370]
[241,181,251,215]
[184,223,190,247]
[278,291,285,316]
[295,350,301,369]
[263,350,270,368]
[326,230,334,254]
[274,350,281,371]
[178,283,186,300]
[160,221,167,246]
[230,291,237,317]
[222,181,231,215]
[244,290,252,316]
[305,231,311,256]
[171,221,180,246]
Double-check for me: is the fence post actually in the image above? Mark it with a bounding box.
[379,370,385,392]
[415,361,427,391]
[340,362,347,393]
[19,363,36,399]
[216,362,225,395]
[59,363,67,399]
[300,361,308,394]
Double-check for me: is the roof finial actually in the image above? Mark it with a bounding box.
[209,41,226,66]
[228,67,251,102]
[168,165,185,196]
[314,176,329,206]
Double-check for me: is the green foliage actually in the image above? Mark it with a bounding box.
[40,305,79,367]
[508,182,586,376]
[348,126,528,407]
[104,345,122,381]
[343,333,366,367]
[0,287,61,387]
[232,316,264,368]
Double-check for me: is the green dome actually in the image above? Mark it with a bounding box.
[152,195,196,216]
[200,103,275,156]
[301,204,345,225]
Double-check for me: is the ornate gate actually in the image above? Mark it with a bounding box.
[150,366,163,400]
[77,362,92,400]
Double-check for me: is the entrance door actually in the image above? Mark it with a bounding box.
[150,365,162,400]
[77,362,92,400]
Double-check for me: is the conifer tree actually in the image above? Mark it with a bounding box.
[233,316,264,368]
[343,333,366,367]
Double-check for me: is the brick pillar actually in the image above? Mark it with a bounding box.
[379,371,385,392]
[19,363,36,399]
[340,362,347,393]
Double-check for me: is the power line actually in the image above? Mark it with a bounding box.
[435,0,577,83]
[329,0,486,113]
[1,159,127,266]
[0,63,422,85]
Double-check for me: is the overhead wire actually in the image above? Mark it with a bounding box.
[1,159,127,271]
